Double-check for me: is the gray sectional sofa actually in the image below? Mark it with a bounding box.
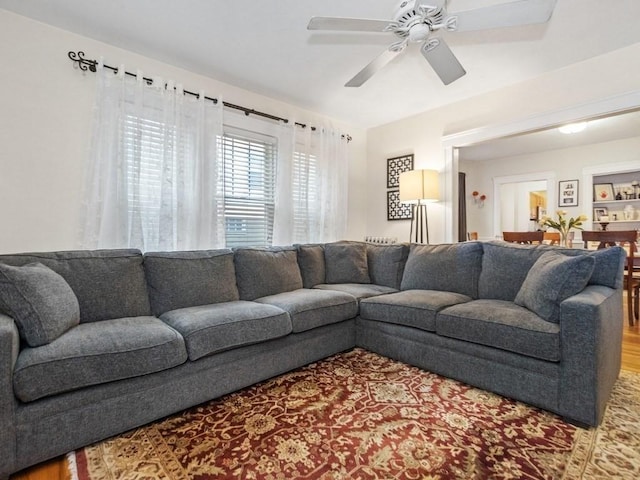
[0,240,626,478]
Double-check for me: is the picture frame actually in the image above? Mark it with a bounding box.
[593,183,615,202]
[386,154,414,189]
[593,207,608,222]
[387,190,413,221]
[558,179,578,207]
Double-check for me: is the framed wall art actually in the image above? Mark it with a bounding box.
[593,183,615,202]
[558,179,578,207]
[387,154,414,189]
[387,190,413,221]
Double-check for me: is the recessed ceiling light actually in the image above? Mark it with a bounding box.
[558,122,588,134]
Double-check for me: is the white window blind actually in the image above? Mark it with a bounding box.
[291,150,318,242]
[123,114,180,248]
[222,128,276,247]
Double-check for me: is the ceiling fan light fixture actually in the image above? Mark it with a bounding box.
[558,122,588,134]
[409,23,431,42]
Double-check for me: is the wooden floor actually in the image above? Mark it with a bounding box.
[10,304,640,480]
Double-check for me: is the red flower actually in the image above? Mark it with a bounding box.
[480,195,487,201]
[472,191,479,197]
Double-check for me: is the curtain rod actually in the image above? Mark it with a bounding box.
[68,51,352,142]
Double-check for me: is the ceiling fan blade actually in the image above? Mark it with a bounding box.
[420,38,466,85]
[345,48,402,87]
[452,0,557,32]
[307,16,391,32]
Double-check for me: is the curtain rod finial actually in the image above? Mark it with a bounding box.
[68,51,97,72]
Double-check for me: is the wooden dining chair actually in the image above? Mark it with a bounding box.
[502,231,544,244]
[467,231,478,241]
[543,232,560,245]
[582,230,639,326]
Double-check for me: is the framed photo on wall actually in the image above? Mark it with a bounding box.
[386,154,414,189]
[387,190,413,221]
[558,179,578,207]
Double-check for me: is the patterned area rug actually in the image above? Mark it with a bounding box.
[68,349,640,479]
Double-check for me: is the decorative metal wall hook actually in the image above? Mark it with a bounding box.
[68,51,98,72]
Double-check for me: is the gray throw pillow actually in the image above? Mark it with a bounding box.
[0,262,80,346]
[234,247,303,300]
[324,242,371,284]
[515,251,595,323]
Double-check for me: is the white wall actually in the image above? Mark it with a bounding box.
[0,10,367,253]
[461,136,640,240]
[366,43,640,244]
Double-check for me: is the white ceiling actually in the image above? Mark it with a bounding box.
[2,0,640,129]
[459,108,640,161]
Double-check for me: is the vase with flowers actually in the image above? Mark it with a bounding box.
[539,210,587,247]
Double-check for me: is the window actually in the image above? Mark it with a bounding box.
[291,150,318,243]
[221,128,276,247]
[123,114,192,249]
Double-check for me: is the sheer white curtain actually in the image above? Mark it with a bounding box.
[273,124,349,244]
[80,62,224,251]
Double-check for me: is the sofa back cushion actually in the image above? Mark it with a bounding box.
[324,242,371,284]
[367,243,409,289]
[0,262,80,346]
[234,247,303,300]
[400,242,483,298]
[144,250,239,316]
[479,242,625,301]
[478,242,541,301]
[0,249,150,323]
[296,244,326,288]
[552,245,625,289]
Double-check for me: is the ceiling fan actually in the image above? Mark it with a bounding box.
[308,0,557,87]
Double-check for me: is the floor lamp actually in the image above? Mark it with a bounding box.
[399,169,439,244]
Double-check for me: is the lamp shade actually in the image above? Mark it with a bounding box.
[399,169,439,203]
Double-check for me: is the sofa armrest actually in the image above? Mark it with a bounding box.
[0,313,20,477]
[558,285,622,426]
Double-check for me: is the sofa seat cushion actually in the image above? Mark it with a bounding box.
[13,316,187,402]
[436,300,560,362]
[160,301,291,361]
[313,283,397,300]
[360,289,472,332]
[255,289,357,333]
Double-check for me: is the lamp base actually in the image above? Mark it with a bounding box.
[409,202,429,244]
